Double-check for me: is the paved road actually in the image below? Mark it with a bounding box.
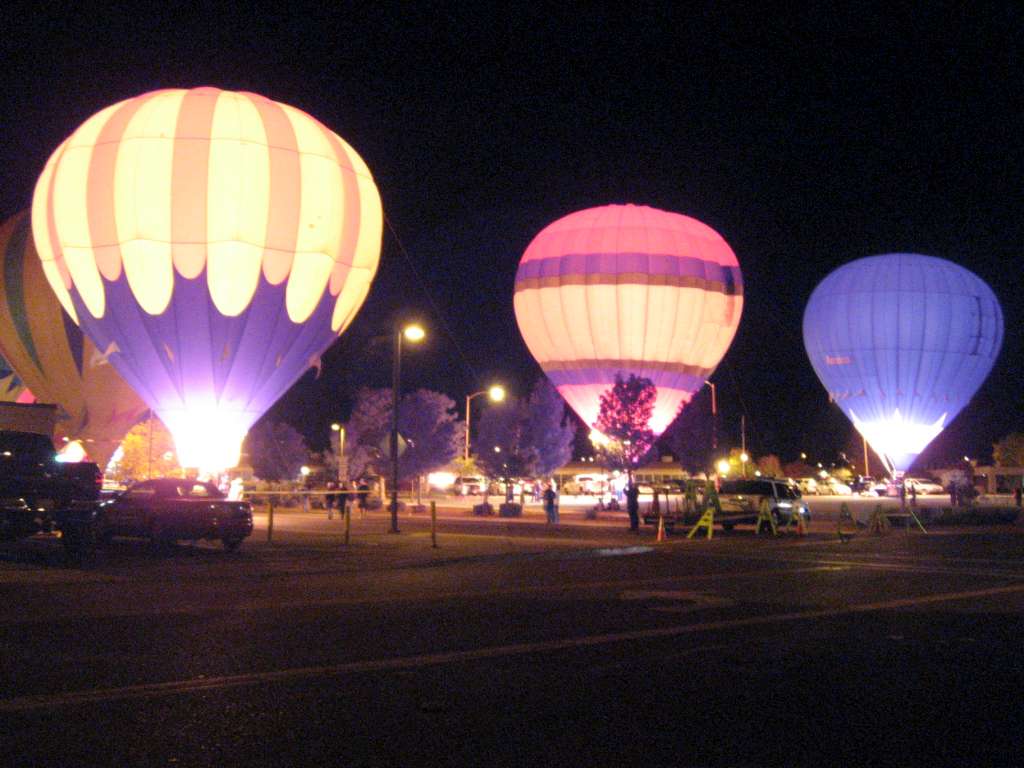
[2,515,1023,766]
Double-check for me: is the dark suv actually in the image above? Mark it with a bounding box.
[716,478,810,530]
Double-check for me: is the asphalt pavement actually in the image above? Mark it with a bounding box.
[2,508,1024,766]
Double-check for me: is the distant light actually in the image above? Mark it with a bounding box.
[488,385,506,403]
[331,423,341,432]
[800,452,807,460]
[493,446,501,453]
[300,465,311,477]
[740,452,749,463]
[403,324,425,342]
[819,470,829,478]
[57,440,86,463]
[427,471,456,489]
[754,470,762,477]
[716,459,730,475]
[588,429,610,447]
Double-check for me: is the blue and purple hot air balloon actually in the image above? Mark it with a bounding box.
[802,253,1003,474]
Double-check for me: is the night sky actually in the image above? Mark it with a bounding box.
[3,4,1022,466]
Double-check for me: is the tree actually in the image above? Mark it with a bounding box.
[344,387,462,483]
[664,387,715,473]
[524,378,574,475]
[476,398,537,499]
[594,373,657,472]
[109,415,180,483]
[342,387,393,481]
[396,389,461,481]
[757,454,783,478]
[246,420,309,481]
[993,433,1024,467]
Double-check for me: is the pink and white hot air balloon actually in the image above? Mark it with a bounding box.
[514,204,743,437]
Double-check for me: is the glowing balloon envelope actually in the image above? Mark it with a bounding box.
[802,253,1003,473]
[0,351,27,402]
[0,211,147,465]
[32,87,382,471]
[514,204,743,436]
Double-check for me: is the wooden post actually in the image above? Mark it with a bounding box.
[431,500,438,549]
[267,497,275,543]
[344,503,350,546]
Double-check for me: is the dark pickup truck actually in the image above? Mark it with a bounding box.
[0,430,103,551]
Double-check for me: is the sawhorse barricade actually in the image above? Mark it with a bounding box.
[755,498,778,536]
[687,481,721,540]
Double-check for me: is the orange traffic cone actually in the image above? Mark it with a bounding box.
[796,514,806,537]
[656,515,666,542]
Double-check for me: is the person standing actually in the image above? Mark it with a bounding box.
[357,478,370,515]
[543,483,558,524]
[625,482,640,532]
[325,481,336,520]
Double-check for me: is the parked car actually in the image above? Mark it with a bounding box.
[453,476,487,495]
[0,429,103,554]
[716,478,811,530]
[822,477,853,495]
[899,477,945,496]
[888,475,942,499]
[573,473,609,495]
[96,478,253,550]
[797,477,820,495]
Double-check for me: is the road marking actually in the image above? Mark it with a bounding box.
[3,582,1023,712]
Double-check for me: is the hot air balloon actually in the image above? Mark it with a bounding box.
[514,204,743,436]
[0,211,147,465]
[802,253,1003,475]
[32,87,382,472]
[0,351,28,402]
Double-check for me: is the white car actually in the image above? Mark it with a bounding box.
[453,476,487,495]
[797,477,820,495]
[904,477,945,495]
[824,478,853,495]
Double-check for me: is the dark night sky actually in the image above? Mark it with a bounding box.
[3,3,1022,466]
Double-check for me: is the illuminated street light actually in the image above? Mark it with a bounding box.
[740,451,749,478]
[390,322,425,533]
[300,465,311,477]
[716,459,730,475]
[465,384,506,459]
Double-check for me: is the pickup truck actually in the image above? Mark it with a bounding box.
[0,430,103,552]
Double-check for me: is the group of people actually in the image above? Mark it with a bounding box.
[323,479,370,519]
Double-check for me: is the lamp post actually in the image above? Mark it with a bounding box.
[390,322,425,534]
[464,385,506,460]
[704,380,717,450]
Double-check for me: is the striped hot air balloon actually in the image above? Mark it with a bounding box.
[32,87,383,471]
[0,211,147,465]
[514,204,743,437]
[0,350,29,402]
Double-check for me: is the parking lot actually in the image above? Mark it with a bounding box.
[2,511,1023,766]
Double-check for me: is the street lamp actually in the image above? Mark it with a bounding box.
[331,422,345,483]
[740,451,749,478]
[464,384,506,459]
[390,322,425,533]
[704,380,717,450]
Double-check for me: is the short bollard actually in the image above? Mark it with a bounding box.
[344,505,351,546]
[267,498,275,543]
[431,500,438,548]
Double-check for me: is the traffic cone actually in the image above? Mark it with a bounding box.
[656,515,666,542]
[796,513,806,537]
